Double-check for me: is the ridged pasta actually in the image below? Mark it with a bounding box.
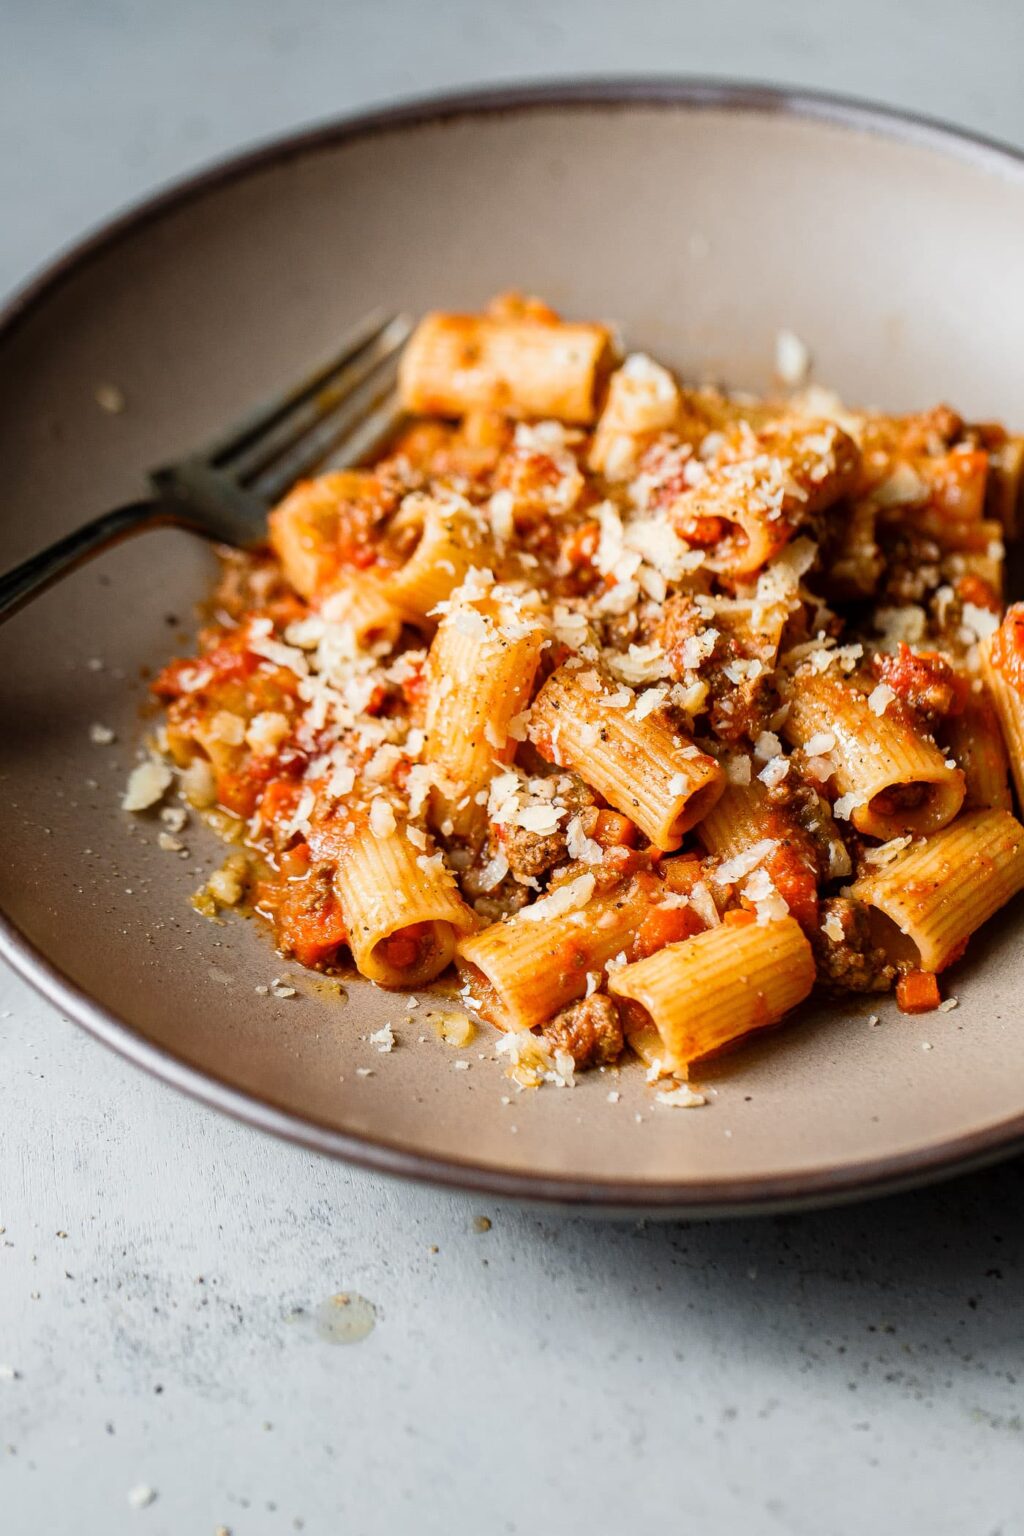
[333,812,476,987]
[696,781,769,860]
[529,664,725,850]
[851,809,1024,972]
[424,581,546,842]
[782,671,965,839]
[682,420,860,576]
[944,693,1012,812]
[588,355,680,478]
[268,471,380,598]
[377,493,493,625]
[609,916,815,1075]
[399,311,613,424]
[980,630,1024,809]
[457,878,651,1031]
[319,574,404,652]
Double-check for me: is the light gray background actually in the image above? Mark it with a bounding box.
[4,3,1024,1532]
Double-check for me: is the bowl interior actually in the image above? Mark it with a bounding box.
[4,90,1024,1206]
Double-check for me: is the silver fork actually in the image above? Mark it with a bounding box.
[0,310,412,622]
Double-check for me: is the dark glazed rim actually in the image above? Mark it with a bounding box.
[4,76,1024,1215]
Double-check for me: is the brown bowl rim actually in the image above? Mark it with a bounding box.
[4,75,1024,1214]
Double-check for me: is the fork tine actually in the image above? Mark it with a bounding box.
[226,314,413,490]
[249,358,405,505]
[318,388,405,475]
[196,308,397,469]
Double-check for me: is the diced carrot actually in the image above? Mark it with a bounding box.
[724,908,757,927]
[560,519,601,569]
[896,970,942,1014]
[630,903,704,960]
[923,448,988,521]
[380,921,432,973]
[278,842,310,879]
[767,847,819,932]
[273,882,348,969]
[956,573,1000,613]
[259,780,304,824]
[593,810,638,848]
[659,855,702,895]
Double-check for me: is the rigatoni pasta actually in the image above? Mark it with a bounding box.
[851,810,1024,973]
[399,309,613,424]
[529,663,725,850]
[457,875,653,1032]
[424,575,546,842]
[377,491,493,625]
[609,916,815,1075]
[332,809,476,987]
[980,609,1024,807]
[144,291,1024,1105]
[781,670,965,839]
[944,692,1012,811]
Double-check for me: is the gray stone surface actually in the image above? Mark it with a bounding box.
[3,3,1024,1531]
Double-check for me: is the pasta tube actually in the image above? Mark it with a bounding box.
[457,875,651,1032]
[333,810,476,987]
[425,578,546,842]
[696,781,770,860]
[399,311,613,425]
[943,693,1012,812]
[529,664,724,850]
[851,809,1024,972]
[589,354,680,478]
[268,471,381,598]
[378,492,493,625]
[609,916,815,1074]
[318,574,404,653]
[980,614,1024,808]
[677,420,860,576]
[782,671,964,839]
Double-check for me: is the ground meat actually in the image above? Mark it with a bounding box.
[657,595,782,744]
[707,672,781,745]
[811,897,895,993]
[211,547,288,619]
[541,993,625,1069]
[765,779,854,879]
[502,822,571,880]
[499,776,598,881]
[458,868,532,924]
[656,594,709,678]
[876,528,943,604]
[871,643,967,730]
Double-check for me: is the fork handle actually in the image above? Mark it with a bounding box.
[0,499,191,623]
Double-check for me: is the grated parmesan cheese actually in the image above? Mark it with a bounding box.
[123,760,173,812]
[862,835,912,868]
[867,683,896,717]
[821,911,845,943]
[369,1023,395,1053]
[520,873,595,922]
[775,329,810,386]
[714,839,777,885]
[655,1083,707,1109]
[369,800,397,838]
